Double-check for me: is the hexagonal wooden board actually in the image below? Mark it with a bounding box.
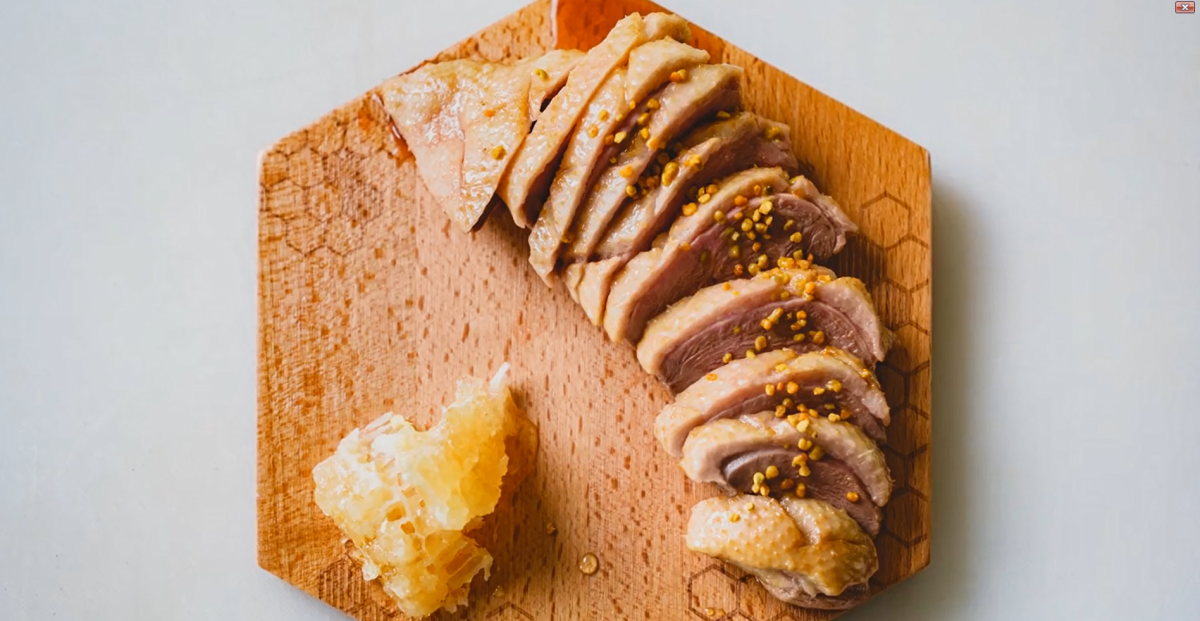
[256,1,932,619]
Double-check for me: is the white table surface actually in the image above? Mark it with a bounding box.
[2,1,1198,619]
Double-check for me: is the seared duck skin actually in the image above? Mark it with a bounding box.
[687,495,878,609]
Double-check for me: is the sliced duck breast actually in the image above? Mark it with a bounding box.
[691,174,858,285]
[738,175,858,261]
[680,411,891,534]
[562,256,624,324]
[595,112,797,260]
[722,449,879,536]
[497,12,691,227]
[602,168,856,344]
[601,167,790,343]
[560,114,797,325]
[655,348,890,457]
[638,266,891,392]
[528,39,709,281]
[526,49,585,122]
[687,495,877,609]
[562,63,744,263]
[564,258,619,326]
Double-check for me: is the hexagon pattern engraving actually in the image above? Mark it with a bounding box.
[259,99,402,259]
[317,552,400,621]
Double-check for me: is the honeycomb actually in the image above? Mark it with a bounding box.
[312,365,536,618]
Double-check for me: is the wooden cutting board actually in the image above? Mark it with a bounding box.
[256,1,932,619]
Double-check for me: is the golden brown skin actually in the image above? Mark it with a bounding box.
[686,495,878,608]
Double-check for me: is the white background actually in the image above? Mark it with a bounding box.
[2,1,1198,619]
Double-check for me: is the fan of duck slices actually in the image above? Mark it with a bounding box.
[381,11,897,611]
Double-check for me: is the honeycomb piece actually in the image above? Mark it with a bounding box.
[313,365,536,617]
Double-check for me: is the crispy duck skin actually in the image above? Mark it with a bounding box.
[526,50,586,122]
[687,495,878,609]
[382,49,581,232]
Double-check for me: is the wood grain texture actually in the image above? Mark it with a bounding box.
[257,1,932,619]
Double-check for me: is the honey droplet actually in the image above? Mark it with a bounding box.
[545,522,557,536]
[578,552,599,576]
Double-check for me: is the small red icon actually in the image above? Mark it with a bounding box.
[1180,2,1196,13]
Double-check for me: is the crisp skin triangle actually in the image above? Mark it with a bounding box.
[381,51,581,232]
